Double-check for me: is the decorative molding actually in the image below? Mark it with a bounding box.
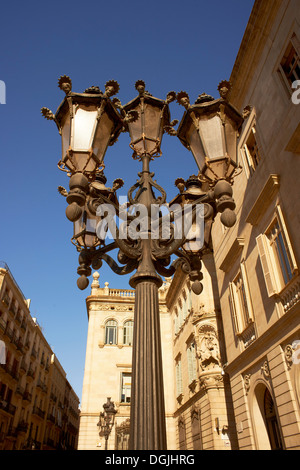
[199,373,223,391]
[219,238,245,272]
[284,344,294,369]
[245,174,280,225]
[261,360,270,379]
[243,374,251,394]
[94,304,134,312]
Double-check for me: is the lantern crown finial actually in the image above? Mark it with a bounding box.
[176,91,190,109]
[135,80,146,95]
[58,75,72,95]
[104,80,120,98]
[84,86,102,94]
[194,93,214,104]
[218,80,231,100]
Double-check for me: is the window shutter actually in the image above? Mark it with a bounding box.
[240,147,250,178]
[176,360,182,395]
[240,261,254,322]
[276,205,298,272]
[256,234,278,296]
[228,282,242,334]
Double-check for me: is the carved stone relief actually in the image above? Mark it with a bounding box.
[196,324,221,371]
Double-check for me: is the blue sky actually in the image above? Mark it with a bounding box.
[0,0,255,401]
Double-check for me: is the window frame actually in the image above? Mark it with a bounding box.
[120,372,131,404]
[104,319,118,345]
[277,33,300,96]
[123,320,134,346]
[229,261,254,335]
[187,340,197,384]
[256,205,298,296]
[175,356,183,397]
[238,109,262,178]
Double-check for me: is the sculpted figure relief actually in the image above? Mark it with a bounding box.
[197,327,221,370]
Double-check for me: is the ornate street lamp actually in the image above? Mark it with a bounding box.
[42,76,123,177]
[176,81,244,183]
[97,397,117,450]
[42,78,243,450]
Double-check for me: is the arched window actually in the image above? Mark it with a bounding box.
[123,321,134,345]
[105,320,118,345]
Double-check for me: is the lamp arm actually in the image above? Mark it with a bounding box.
[94,252,138,276]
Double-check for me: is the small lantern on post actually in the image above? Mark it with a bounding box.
[123,80,175,159]
[97,397,117,450]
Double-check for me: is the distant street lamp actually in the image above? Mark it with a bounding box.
[42,77,243,450]
[97,397,117,450]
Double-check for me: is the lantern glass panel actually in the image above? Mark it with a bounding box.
[128,102,163,155]
[198,115,224,160]
[144,103,162,140]
[187,124,205,171]
[61,110,71,158]
[224,118,238,165]
[72,104,98,151]
[92,112,115,162]
[183,222,203,253]
[73,211,98,248]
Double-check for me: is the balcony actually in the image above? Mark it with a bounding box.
[20,320,27,332]
[26,367,35,382]
[3,325,13,341]
[0,400,16,416]
[16,420,28,434]
[1,295,10,309]
[47,413,56,424]
[30,347,38,360]
[0,316,6,333]
[22,390,32,403]
[6,425,17,440]
[37,379,48,395]
[32,406,45,420]
[19,359,28,375]
[15,385,24,398]
[15,312,22,325]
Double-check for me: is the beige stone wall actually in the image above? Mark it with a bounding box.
[211,0,300,450]
[78,276,177,450]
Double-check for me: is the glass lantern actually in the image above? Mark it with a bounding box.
[54,79,123,177]
[123,80,171,158]
[177,83,244,182]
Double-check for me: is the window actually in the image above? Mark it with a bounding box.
[105,320,118,345]
[256,205,297,296]
[182,293,188,321]
[278,35,300,92]
[229,262,254,334]
[123,320,133,345]
[175,357,183,397]
[120,373,131,403]
[187,341,197,384]
[240,125,262,176]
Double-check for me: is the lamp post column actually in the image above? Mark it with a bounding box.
[128,154,167,450]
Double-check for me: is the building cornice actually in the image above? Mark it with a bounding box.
[230,0,283,109]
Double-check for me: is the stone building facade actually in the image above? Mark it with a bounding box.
[211,0,300,450]
[79,259,237,450]
[78,0,300,451]
[0,262,80,450]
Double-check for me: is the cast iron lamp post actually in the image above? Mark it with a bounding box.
[98,397,117,450]
[42,77,243,450]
